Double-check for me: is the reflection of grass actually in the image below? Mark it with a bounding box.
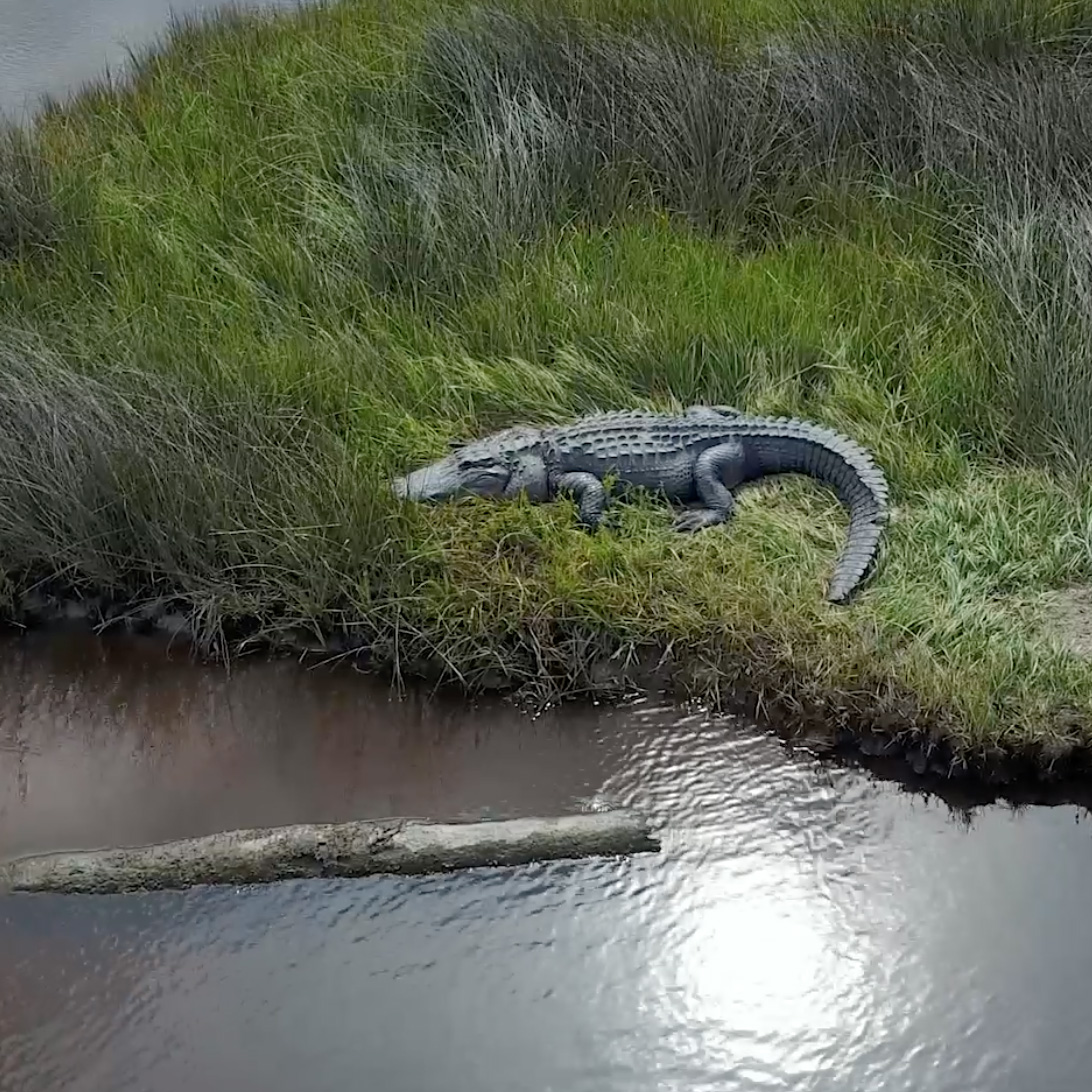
[4,0,1092,766]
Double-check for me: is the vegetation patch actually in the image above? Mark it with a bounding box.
[5,0,1092,779]
[0,125,56,260]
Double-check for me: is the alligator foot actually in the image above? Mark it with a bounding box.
[673,507,733,533]
[555,472,608,531]
[676,442,743,533]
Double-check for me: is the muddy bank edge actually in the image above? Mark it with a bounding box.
[3,586,1088,794]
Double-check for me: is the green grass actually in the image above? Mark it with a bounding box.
[4,0,1092,768]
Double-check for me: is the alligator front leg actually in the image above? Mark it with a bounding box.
[673,440,745,533]
[555,472,608,531]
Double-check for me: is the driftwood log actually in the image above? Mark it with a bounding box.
[0,811,659,895]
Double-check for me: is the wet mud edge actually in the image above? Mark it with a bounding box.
[5,586,1091,803]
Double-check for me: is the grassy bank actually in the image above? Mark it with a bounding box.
[4,0,1092,773]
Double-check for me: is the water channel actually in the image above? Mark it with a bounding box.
[4,3,1092,1090]
[2,626,1092,1091]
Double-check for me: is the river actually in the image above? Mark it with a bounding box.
[4,2,1092,1090]
[3,627,1092,1091]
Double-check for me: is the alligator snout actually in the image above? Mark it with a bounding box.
[391,457,470,503]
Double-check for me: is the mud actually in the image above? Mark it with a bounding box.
[1041,585,1092,660]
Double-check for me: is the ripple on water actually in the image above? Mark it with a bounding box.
[4,653,1092,1090]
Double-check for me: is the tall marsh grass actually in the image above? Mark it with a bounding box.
[410,3,1092,228]
[0,335,414,640]
[0,125,55,260]
[326,0,1092,462]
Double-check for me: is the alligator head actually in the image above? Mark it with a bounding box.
[392,426,547,504]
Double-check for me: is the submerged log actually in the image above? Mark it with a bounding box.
[0,812,659,895]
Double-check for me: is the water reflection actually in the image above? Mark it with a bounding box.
[0,628,611,858]
[3,634,1092,1091]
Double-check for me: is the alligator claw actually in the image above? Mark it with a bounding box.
[673,508,729,533]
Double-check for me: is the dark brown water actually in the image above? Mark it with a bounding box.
[3,628,1092,1092]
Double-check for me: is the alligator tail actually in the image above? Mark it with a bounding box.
[742,418,890,603]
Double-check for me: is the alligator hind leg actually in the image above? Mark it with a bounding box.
[555,472,608,531]
[673,441,745,533]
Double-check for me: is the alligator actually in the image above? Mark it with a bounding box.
[392,405,889,603]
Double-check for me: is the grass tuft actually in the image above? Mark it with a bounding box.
[0,125,56,261]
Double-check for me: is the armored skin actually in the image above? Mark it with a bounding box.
[392,406,889,603]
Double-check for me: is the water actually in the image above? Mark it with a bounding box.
[0,0,303,119]
[3,628,1092,1091]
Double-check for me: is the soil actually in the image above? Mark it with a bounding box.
[1041,585,1092,660]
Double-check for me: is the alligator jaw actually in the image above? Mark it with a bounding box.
[392,456,466,503]
[392,453,512,503]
